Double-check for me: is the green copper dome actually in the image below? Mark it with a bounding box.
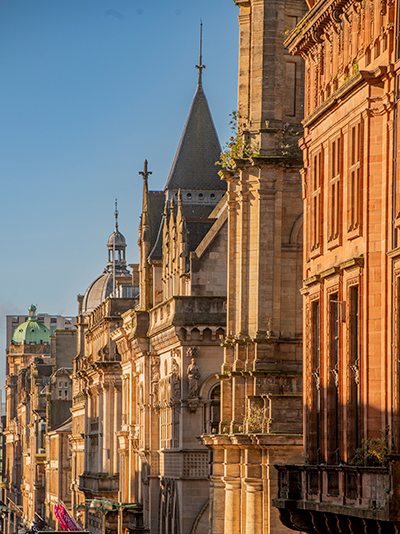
[12,305,50,345]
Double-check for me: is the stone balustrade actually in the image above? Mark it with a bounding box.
[274,463,399,524]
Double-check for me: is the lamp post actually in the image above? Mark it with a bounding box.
[89,500,114,534]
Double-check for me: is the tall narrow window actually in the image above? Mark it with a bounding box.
[330,294,340,463]
[311,301,321,463]
[348,123,362,233]
[349,286,360,451]
[328,137,341,245]
[310,151,322,254]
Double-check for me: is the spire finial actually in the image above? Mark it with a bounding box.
[195,20,205,86]
[139,159,152,183]
[114,199,119,231]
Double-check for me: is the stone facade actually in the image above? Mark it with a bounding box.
[274,0,400,532]
[202,0,306,533]
[109,73,228,534]
[4,319,76,530]
[4,3,309,533]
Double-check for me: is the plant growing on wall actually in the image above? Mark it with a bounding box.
[349,426,391,466]
[246,404,264,433]
[217,111,259,170]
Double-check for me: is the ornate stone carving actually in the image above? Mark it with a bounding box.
[330,365,339,388]
[186,346,199,359]
[151,355,160,409]
[312,370,320,391]
[97,344,109,361]
[170,359,181,402]
[350,359,360,385]
[187,358,200,399]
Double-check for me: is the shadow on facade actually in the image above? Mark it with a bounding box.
[273,402,400,533]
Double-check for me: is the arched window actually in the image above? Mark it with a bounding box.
[204,384,220,434]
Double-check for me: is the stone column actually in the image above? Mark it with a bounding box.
[210,476,225,534]
[243,478,263,534]
[223,477,241,534]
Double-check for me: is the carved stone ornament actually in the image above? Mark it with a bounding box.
[97,344,109,361]
[170,359,181,402]
[330,365,339,388]
[350,360,360,385]
[187,358,201,399]
[151,355,160,408]
[312,370,321,391]
[187,346,199,359]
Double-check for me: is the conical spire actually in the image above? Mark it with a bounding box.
[163,25,224,193]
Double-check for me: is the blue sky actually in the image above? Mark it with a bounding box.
[0,0,239,389]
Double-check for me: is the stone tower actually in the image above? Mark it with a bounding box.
[202,0,306,533]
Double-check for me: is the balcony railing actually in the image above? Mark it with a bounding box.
[79,473,119,495]
[273,462,400,526]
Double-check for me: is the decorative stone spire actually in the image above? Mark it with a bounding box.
[139,159,152,219]
[114,199,119,231]
[195,21,205,87]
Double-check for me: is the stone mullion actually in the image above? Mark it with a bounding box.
[250,0,265,129]
[237,8,251,121]
[383,105,394,430]
[226,177,239,337]
[98,384,104,474]
[113,383,121,474]
[360,107,370,445]
[84,390,90,473]
[255,174,279,340]
[238,173,250,337]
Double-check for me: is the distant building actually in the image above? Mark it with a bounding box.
[6,314,76,350]
[4,306,76,530]
[70,215,139,529]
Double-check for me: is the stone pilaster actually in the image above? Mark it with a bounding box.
[243,478,263,534]
[223,477,241,534]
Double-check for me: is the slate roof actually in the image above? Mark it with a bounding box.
[148,217,164,262]
[147,203,217,263]
[148,191,165,252]
[164,84,225,192]
[186,220,216,252]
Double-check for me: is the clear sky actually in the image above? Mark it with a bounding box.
[0,0,239,390]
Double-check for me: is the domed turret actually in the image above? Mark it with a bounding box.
[82,201,132,315]
[106,200,128,270]
[12,305,51,345]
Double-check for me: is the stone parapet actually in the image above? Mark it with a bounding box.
[147,296,226,336]
[274,462,400,529]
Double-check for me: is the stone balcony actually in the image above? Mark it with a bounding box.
[274,460,400,533]
[79,473,119,495]
[148,296,226,337]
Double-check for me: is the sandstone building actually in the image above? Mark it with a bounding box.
[274,0,400,532]
[4,306,76,530]
[201,0,306,533]
[4,3,308,533]
[70,219,138,531]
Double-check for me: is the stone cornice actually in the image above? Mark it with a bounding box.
[284,0,360,56]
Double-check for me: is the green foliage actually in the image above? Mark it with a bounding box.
[278,124,302,159]
[216,111,259,170]
[349,426,391,466]
[246,404,264,433]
